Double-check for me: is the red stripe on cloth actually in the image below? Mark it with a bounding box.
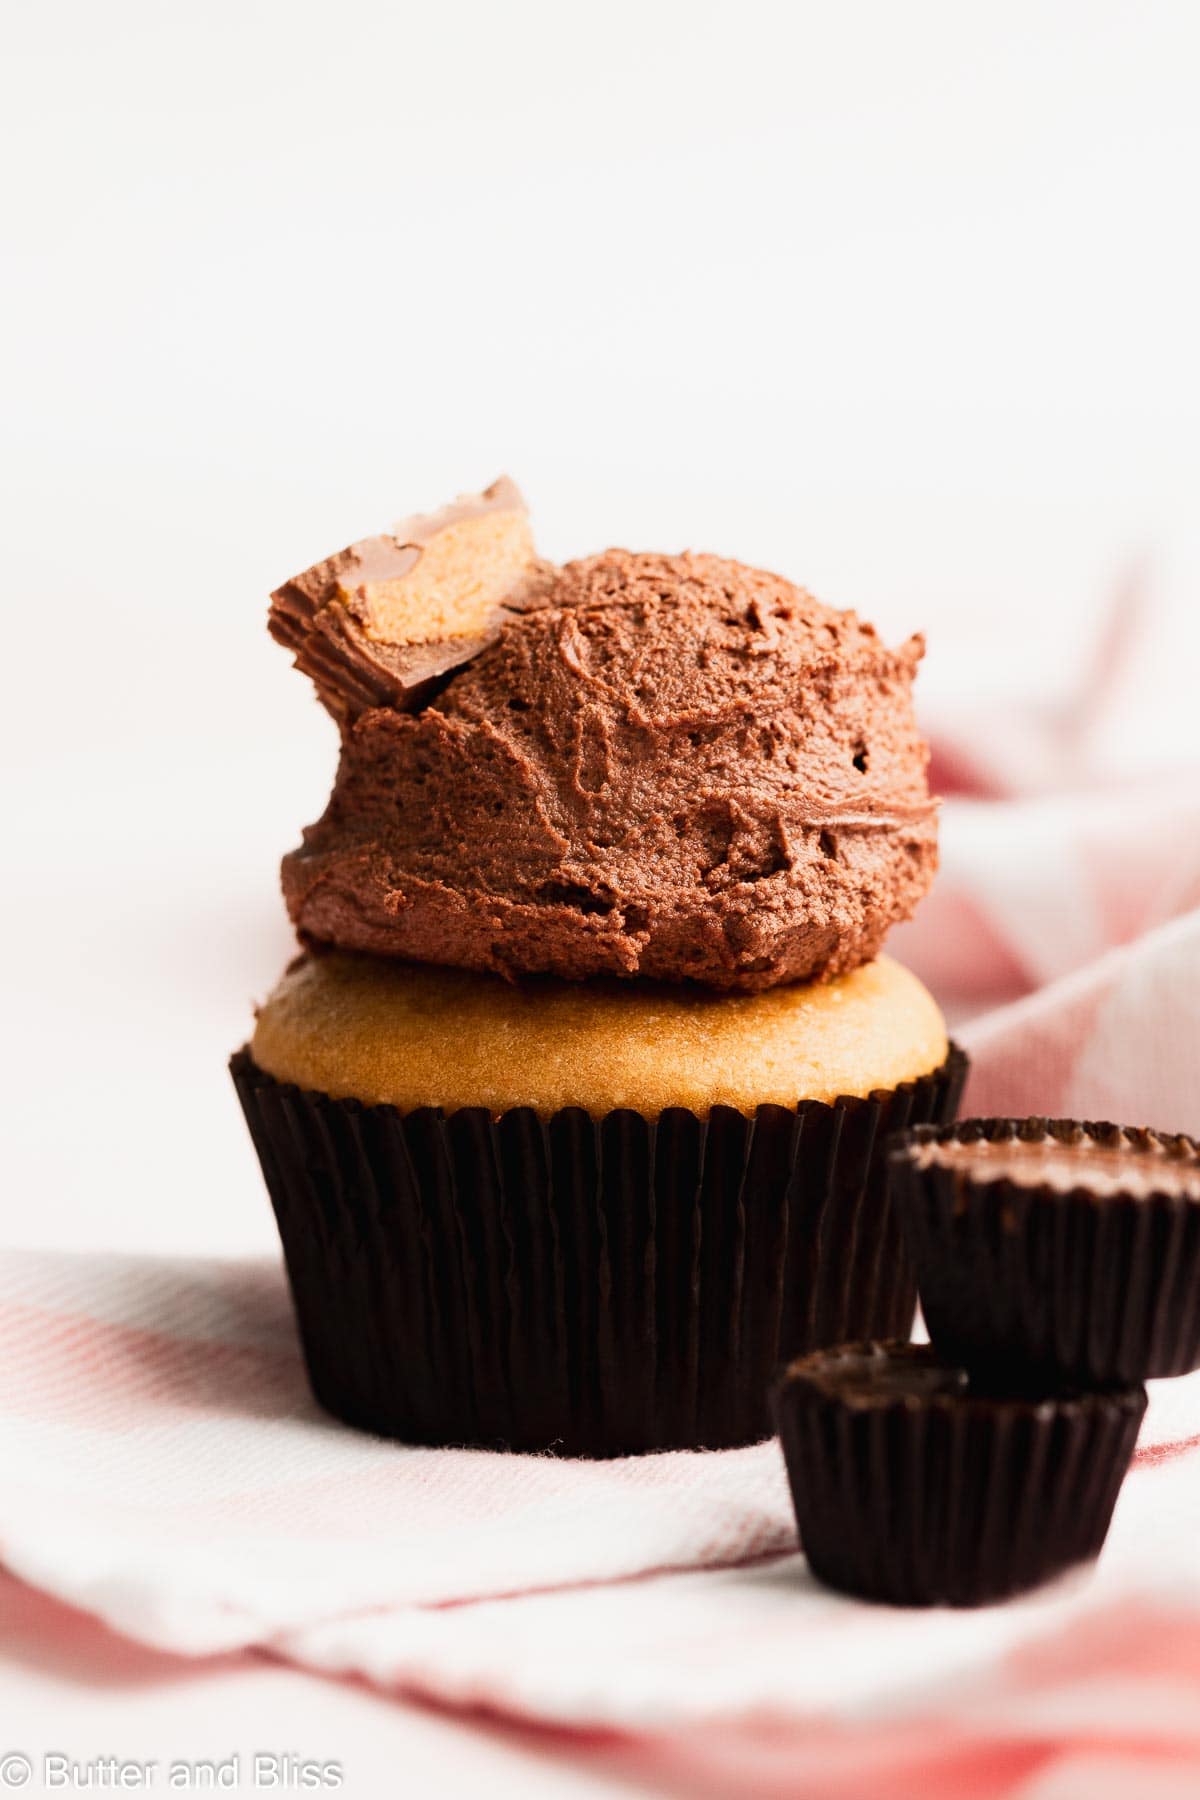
[0,1299,308,1426]
[1134,1431,1200,1469]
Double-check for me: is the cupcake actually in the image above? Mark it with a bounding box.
[232,479,964,1454]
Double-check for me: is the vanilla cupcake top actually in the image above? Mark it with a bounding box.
[273,481,938,990]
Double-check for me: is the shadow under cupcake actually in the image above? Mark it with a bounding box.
[232,478,964,1455]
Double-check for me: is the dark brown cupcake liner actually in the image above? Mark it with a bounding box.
[772,1340,1147,1606]
[230,1045,966,1457]
[890,1118,1200,1387]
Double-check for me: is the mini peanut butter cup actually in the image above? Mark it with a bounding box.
[772,1341,1146,1606]
[890,1119,1200,1387]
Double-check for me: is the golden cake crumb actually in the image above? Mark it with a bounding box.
[250,952,948,1118]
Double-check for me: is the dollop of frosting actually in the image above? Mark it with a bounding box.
[281,547,938,989]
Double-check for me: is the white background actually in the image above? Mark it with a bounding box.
[5,0,1200,1256]
[3,1,1199,1791]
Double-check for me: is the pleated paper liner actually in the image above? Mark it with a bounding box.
[890,1118,1200,1387]
[230,1045,967,1457]
[772,1341,1147,1606]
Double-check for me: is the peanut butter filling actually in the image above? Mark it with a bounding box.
[346,486,537,645]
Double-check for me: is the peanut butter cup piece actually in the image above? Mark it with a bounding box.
[772,1340,1145,1606]
[891,1119,1200,1386]
[269,477,552,719]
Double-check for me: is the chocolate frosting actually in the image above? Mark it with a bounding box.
[281,546,939,989]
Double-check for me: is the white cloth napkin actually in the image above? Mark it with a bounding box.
[1,1243,1198,1742]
